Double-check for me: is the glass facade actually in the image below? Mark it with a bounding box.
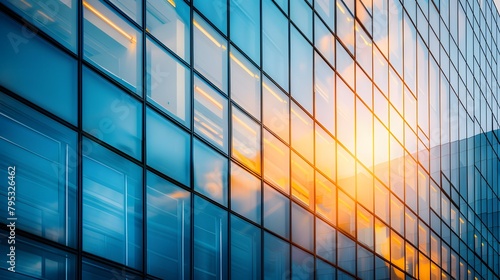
[0,0,499,279]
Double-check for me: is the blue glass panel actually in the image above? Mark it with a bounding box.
[0,93,77,247]
[264,232,290,279]
[292,203,314,251]
[194,139,228,206]
[338,232,356,274]
[292,246,314,280]
[231,162,261,224]
[108,0,141,25]
[82,259,141,279]
[230,0,260,64]
[84,0,142,94]
[2,0,77,52]
[316,218,336,264]
[231,215,261,280]
[357,245,374,279]
[194,0,227,34]
[83,67,142,160]
[291,27,313,113]
[146,0,190,61]
[316,259,336,279]
[82,139,142,269]
[0,232,76,279]
[194,196,228,280]
[0,13,77,125]
[147,38,191,127]
[291,0,313,40]
[263,0,289,91]
[264,183,290,238]
[147,171,191,279]
[146,108,191,186]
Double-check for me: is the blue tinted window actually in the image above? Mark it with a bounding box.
[82,139,142,269]
[316,218,336,264]
[108,0,141,25]
[2,0,77,52]
[357,245,374,279]
[264,183,290,238]
[230,0,260,64]
[338,232,356,274]
[291,0,313,41]
[147,38,191,128]
[84,0,142,94]
[292,203,314,251]
[263,0,289,91]
[194,0,227,34]
[0,233,76,279]
[194,196,228,279]
[316,259,336,279]
[264,232,290,279]
[146,0,190,62]
[231,216,261,280]
[146,108,191,186]
[0,94,77,247]
[82,259,140,280]
[83,67,142,160]
[231,162,261,224]
[230,48,261,120]
[292,246,314,280]
[291,27,313,113]
[147,172,191,279]
[194,139,228,206]
[0,13,77,125]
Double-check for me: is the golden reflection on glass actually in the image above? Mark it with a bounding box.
[232,106,261,174]
[430,232,440,264]
[230,162,261,223]
[356,99,373,169]
[406,243,418,278]
[357,206,373,249]
[418,221,429,255]
[338,190,355,236]
[315,124,335,180]
[263,130,290,193]
[291,103,314,163]
[431,262,440,280]
[291,152,314,209]
[374,181,389,224]
[419,253,431,279]
[390,194,404,235]
[391,230,404,271]
[263,77,289,143]
[405,209,417,245]
[315,172,336,225]
[336,145,355,198]
[374,218,389,259]
[230,49,261,119]
[356,164,373,212]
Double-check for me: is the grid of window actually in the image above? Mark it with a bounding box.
[0,0,499,279]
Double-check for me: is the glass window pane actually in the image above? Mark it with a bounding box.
[194,76,229,152]
[338,232,356,274]
[292,246,314,280]
[336,0,354,53]
[315,124,336,180]
[391,231,404,271]
[82,139,142,269]
[356,164,373,212]
[232,106,261,174]
[315,172,336,225]
[291,103,314,163]
[2,0,77,52]
[291,27,313,113]
[194,196,228,280]
[147,38,191,127]
[374,181,389,223]
[146,0,190,61]
[0,235,76,279]
[146,172,191,279]
[83,67,142,160]
[391,194,404,235]
[336,75,355,153]
[338,190,355,236]
[194,139,228,206]
[0,94,77,247]
[146,108,191,186]
[194,13,228,93]
[356,99,373,168]
[230,0,260,64]
[316,218,336,264]
[0,14,77,125]
[108,0,141,24]
[291,0,313,40]
[230,48,261,120]
[291,152,314,209]
[231,215,261,280]
[264,130,290,193]
[194,0,227,34]
[356,22,372,74]
[358,206,374,249]
[84,0,142,94]
[263,0,289,91]
[314,0,335,29]
[264,232,290,278]
[357,245,374,279]
[314,53,335,133]
[231,162,261,224]
[314,15,335,66]
[263,77,290,143]
[316,259,336,279]
[263,183,290,238]
[292,203,314,251]
[337,145,356,198]
[375,218,390,259]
